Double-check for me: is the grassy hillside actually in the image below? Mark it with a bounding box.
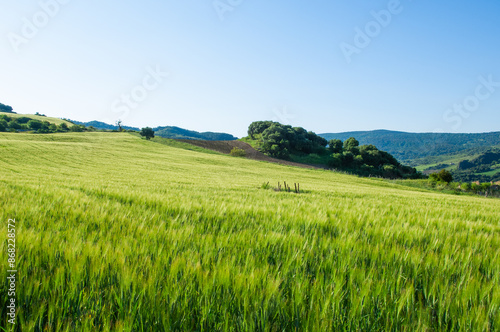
[320,130,500,165]
[0,112,73,126]
[70,120,238,140]
[0,132,499,331]
[414,149,500,182]
[414,152,482,172]
[154,126,238,141]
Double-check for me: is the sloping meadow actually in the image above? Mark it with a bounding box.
[0,132,499,331]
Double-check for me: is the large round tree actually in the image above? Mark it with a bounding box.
[140,127,155,140]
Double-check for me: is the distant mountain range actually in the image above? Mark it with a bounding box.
[66,121,500,165]
[319,130,500,164]
[69,120,238,141]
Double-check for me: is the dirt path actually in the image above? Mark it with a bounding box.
[176,139,327,170]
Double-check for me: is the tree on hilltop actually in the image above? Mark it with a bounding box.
[116,120,123,132]
[248,121,275,139]
[0,102,14,113]
[140,127,155,140]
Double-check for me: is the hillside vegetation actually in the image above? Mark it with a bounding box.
[0,132,499,331]
[453,149,500,182]
[417,149,500,183]
[70,120,238,141]
[320,130,500,165]
[0,112,73,128]
[244,121,421,179]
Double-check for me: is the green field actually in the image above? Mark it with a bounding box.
[1,132,499,331]
[0,112,73,126]
[477,168,500,177]
[414,147,500,173]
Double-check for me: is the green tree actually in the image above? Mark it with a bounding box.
[353,155,364,167]
[328,139,343,153]
[382,164,399,179]
[9,121,22,130]
[16,117,32,124]
[69,125,85,132]
[261,124,292,158]
[429,169,453,183]
[343,137,359,153]
[140,127,155,140]
[328,153,343,168]
[37,121,51,133]
[0,102,14,113]
[0,119,7,132]
[342,151,354,166]
[0,114,12,122]
[307,131,328,152]
[58,123,69,132]
[248,121,275,139]
[28,120,43,131]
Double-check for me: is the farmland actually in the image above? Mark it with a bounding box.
[1,132,499,331]
[0,112,73,126]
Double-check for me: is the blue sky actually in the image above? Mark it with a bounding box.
[1,0,499,137]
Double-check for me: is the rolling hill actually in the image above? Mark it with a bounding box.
[0,131,499,330]
[0,111,73,126]
[70,120,238,141]
[320,130,500,165]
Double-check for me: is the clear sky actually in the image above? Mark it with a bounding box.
[1,0,499,137]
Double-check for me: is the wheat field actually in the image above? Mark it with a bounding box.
[0,132,499,331]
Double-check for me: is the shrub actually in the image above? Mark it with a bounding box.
[28,119,43,131]
[382,164,399,179]
[69,125,85,132]
[342,151,354,166]
[16,117,32,124]
[9,121,22,130]
[230,147,246,157]
[327,153,343,168]
[0,114,12,122]
[353,155,364,166]
[470,183,481,192]
[58,123,69,132]
[430,169,453,183]
[260,182,271,189]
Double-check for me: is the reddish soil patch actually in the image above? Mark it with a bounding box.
[176,140,326,170]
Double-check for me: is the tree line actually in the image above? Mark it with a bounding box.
[0,102,14,113]
[248,121,328,159]
[247,121,422,179]
[0,114,87,133]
